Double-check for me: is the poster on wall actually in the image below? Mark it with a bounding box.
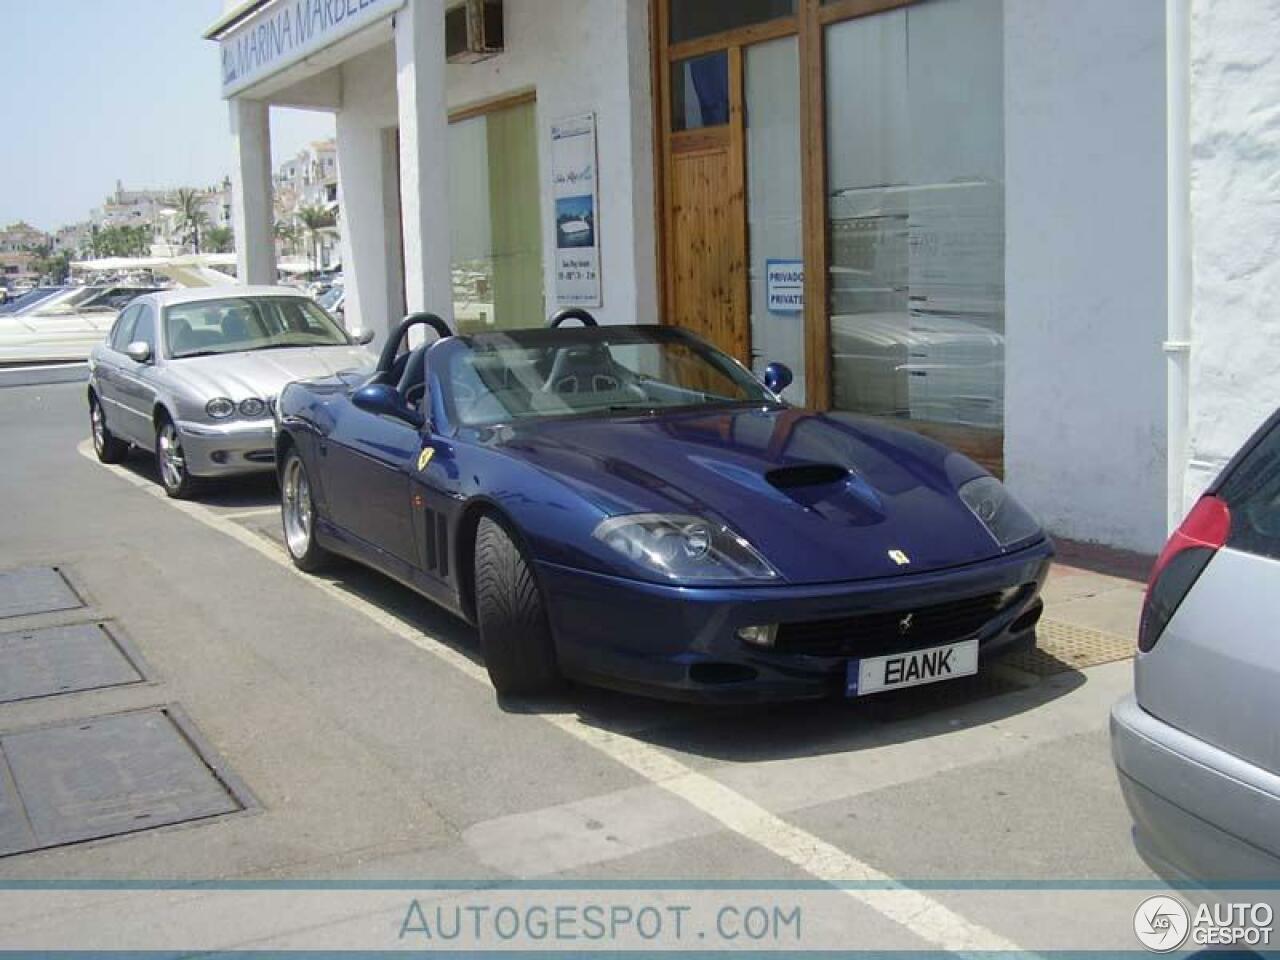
[551,113,602,307]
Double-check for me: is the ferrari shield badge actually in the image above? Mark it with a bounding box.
[417,447,435,472]
[888,549,911,566]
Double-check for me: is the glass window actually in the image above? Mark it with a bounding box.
[443,327,772,427]
[669,0,795,45]
[1220,420,1280,562]
[110,304,139,351]
[824,0,1005,453]
[448,99,543,333]
[130,304,156,349]
[671,52,730,131]
[163,297,349,359]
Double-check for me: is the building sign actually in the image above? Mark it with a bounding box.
[219,0,405,98]
[766,260,804,314]
[552,114,602,307]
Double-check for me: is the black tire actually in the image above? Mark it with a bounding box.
[154,413,200,499]
[89,393,128,464]
[474,515,561,697]
[280,449,331,572]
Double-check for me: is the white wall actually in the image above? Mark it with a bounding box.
[443,0,657,328]
[1182,0,1280,504]
[1003,0,1169,554]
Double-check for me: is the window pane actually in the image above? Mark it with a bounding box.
[448,100,544,332]
[669,0,794,45]
[825,0,1005,451]
[1220,422,1280,562]
[671,52,730,131]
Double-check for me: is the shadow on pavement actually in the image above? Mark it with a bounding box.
[113,449,279,510]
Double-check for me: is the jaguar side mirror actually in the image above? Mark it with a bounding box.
[125,340,153,364]
[352,383,424,429]
[350,327,375,346]
[763,361,793,395]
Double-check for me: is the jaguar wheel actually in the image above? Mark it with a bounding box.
[89,393,128,464]
[155,415,199,499]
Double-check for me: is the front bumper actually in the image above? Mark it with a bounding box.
[1110,693,1280,883]
[537,540,1052,703]
[176,418,277,478]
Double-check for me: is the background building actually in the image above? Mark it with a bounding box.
[0,221,50,284]
[205,0,1278,556]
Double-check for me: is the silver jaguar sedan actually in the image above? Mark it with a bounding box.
[87,286,375,498]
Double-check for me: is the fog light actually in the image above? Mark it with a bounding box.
[736,624,777,648]
[210,451,228,464]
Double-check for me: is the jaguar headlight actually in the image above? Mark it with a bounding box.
[238,397,266,418]
[958,476,1041,548]
[205,397,235,419]
[593,513,778,582]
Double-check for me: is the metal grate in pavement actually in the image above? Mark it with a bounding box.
[0,622,147,704]
[0,707,252,858]
[1001,618,1135,676]
[0,566,83,620]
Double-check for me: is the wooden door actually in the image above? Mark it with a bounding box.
[663,48,749,364]
[669,135,747,361]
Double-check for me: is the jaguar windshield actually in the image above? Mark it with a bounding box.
[444,326,774,426]
[165,296,351,359]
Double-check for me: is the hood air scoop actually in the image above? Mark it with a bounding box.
[765,463,850,490]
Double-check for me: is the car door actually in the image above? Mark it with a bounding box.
[1136,414,1280,779]
[111,302,160,445]
[323,399,421,576]
[96,304,140,438]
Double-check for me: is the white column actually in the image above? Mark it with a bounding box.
[229,98,277,285]
[394,0,453,323]
[336,115,406,345]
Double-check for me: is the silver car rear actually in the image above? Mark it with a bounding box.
[1112,411,1280,882]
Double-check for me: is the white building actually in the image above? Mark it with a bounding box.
[205,0,1278,555]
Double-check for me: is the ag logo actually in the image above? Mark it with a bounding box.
[417,447,435,472]
[1134,895,1190,952]
[888,549,910,566]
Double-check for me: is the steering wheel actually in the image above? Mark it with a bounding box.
[548,308,598,328]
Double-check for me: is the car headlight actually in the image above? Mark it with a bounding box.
[238,397,266,417]
[593,513,778,582]
[958,476,1041,548]
[206,397,235,419]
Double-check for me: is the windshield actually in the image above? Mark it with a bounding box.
[164,296,351,359]
[444,327,773,427]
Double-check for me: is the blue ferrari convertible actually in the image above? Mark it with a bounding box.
[275,310,1052,702]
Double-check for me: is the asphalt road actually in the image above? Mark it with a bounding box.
[0,379,1156,949]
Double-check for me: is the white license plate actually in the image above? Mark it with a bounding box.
[847,638,979,697]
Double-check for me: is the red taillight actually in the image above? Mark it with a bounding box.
[1139,495,1231,652]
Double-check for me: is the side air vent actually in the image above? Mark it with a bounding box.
[766,464,849,490]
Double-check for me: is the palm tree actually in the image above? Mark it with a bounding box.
[296,205,336,271]
[273,219,300,257]
[175,188,210,254]
[204,225,234,254]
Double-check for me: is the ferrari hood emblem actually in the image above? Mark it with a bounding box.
[418,447,435,471]
[888,549,911,566]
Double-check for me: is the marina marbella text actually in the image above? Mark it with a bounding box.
[220,0,404,95]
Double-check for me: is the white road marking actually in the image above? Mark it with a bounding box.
[217,506,286,521]
[78,440,1025,953]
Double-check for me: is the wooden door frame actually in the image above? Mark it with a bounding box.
[650,0,914,409]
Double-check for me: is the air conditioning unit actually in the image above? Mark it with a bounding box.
[446,0,504,64]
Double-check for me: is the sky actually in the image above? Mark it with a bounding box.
[0,0,335,232]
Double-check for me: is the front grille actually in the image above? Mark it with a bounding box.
[774,591,1010,658]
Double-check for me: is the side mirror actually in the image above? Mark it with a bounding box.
[352,383,424,429]
[125,340,153,364]
[350,327,375,346]
[763,361,793,395]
